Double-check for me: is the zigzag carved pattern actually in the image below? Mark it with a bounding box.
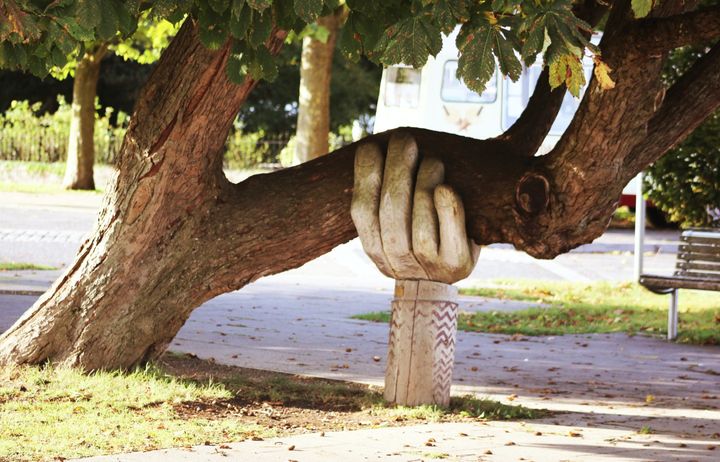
[432,300,458,404]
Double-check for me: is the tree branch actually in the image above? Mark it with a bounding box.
[495,66,566,156]
[624,41,720,173]
[496,0,610,157]
[638,6,720,53]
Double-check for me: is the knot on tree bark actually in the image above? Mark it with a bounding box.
[515,172,550,215]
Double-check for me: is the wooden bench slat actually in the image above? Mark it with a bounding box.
[640,274,720,291]
[679,242,720,252]
[675,261,720,273]
[681,236,720,246]
[677,251,720,263]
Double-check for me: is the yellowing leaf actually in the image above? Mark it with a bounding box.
[631,0,654,18]
[483,12,498,26]
[645,394,655,403]
[593,58,615,90]
[549,53,585,98]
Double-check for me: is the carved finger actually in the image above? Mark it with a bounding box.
[379,133,428,279]
[434,184,477,283]
[412,157,445,278]
[351,142,395,278]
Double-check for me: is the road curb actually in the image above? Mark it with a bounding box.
[0,289,46,296]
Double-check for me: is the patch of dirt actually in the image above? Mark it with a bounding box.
[156,353,509,436]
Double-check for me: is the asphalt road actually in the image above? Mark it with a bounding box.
[0,191,680,280]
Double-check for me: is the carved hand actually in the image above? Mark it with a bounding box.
[351,132,480,284]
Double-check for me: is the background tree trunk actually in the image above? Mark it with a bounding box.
[63,46,107,190]
[293,10,344,164]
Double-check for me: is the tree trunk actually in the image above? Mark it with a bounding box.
[293,10,344,164]
[63,46,106,191]
[1,3,719,371]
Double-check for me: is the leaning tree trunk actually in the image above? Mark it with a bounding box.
[1,2,719,370]
[63,46,107,191]
[293,10,344,164]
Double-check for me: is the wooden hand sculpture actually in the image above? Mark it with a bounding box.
[351,132,480,283]
[351,132,480,407]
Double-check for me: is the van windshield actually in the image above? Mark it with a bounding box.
[440,60,497,103]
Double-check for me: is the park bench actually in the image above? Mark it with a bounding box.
[639,228,720,340]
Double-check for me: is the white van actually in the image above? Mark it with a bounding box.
[373,29,666,225]
[374,28,595,154]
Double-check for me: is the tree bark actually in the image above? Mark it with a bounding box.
[293,10,344,164]
[63,46,106,190]
[1,3,719,371]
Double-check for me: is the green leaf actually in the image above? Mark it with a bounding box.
[226,50,246,84]
[376,15,442,68]
[231,0,246,18]
[246,46,277,80]
[96,4,121,41]
[55,17,94,42]
[493,29,521,81]
[337,14,362,61]
[229,3,252,38]
[113,1,137,36]
[294,0,323,23]
[208,0,230,14]
[432,0,470,34]
[456,20,495,93]
[520,16,546,66]
[75,0,102,30]
[248,9,272,47]
[198,6,228,50]
[631,0,653,18]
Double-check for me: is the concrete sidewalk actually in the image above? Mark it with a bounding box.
[76,419,720,462]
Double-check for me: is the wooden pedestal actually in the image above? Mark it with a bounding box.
[384,279,458,407]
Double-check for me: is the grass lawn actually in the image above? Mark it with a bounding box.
[0,353,545,461]
[354,280,720,345]
[0,262,57,271]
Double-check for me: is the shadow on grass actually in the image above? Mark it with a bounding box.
[156,352,547,420]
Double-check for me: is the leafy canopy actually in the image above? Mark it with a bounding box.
[0,0,652,96]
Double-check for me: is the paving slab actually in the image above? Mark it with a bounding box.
[76,418,719,462]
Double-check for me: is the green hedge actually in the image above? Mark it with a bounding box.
[0,98,126,164]
[0,98,294,169]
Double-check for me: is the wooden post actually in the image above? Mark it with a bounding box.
[385,279,458,407]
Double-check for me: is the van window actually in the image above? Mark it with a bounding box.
[441,60,497,103]
[384,66,422,108]
[502,63,593,135]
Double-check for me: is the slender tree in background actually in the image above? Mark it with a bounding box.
[0,0,719,369]
[294,6,346,164]
[60,16,178,190]
[62,44,106,189]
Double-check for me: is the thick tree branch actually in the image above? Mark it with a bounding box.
[638,6,720,53]
[624,42,720,173]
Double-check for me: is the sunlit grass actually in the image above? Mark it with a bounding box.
[0,363,270,461]
[0,262,57,271]
[1,355,545,461]
[354,280,720,345]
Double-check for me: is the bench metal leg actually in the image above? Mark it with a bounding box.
[668,289,678,341]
